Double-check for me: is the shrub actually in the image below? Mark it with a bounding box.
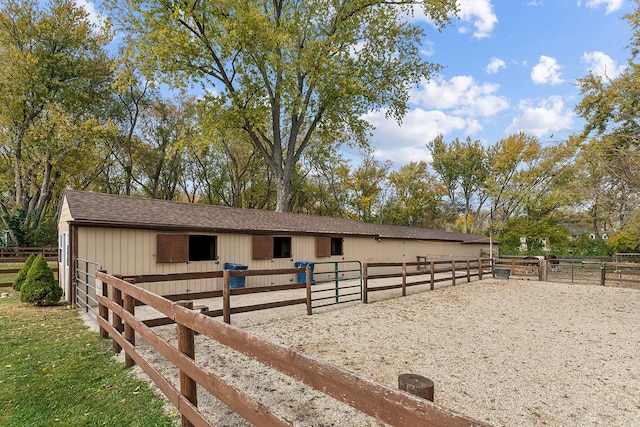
[20,254,62,306]
[12,253,37,291]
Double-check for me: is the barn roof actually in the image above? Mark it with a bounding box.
[62,190,491,244]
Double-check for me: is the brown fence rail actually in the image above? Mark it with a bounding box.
[493,258,542,280]
[95,271,486,427]
[0,246,58,260]
[363,258,490,303]
[0,254,59,288]
[121,267,309,326]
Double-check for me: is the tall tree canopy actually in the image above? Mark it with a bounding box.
[575,0,640,251]
[105,0,457,211]
[0,0,112,245]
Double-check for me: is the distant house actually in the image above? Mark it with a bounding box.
[57,190,494,301]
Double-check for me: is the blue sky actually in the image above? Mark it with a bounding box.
[78,0,634,168]
[363,0,634,166]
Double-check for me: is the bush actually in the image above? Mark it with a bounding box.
[12,253,37,291]
[20,254,62,306]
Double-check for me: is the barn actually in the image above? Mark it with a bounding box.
[57,190,494,302]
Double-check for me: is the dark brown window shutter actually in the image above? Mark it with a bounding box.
[156,234,188,263]
[252,235,273,260]
[316,236,331,257]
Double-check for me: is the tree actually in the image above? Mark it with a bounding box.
[383,161,444,227]
[484,133,542,237]
[0,0,112,245]
[575,1,640,245]
[427,135,488,233]
[106,0,457,212]
[349,151,390,222]
[299,144,353,217]
[20,254,61,306]
[12,253,36,291]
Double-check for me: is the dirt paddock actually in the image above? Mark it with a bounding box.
[115,279,640,426]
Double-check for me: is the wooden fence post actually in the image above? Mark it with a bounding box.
[111,286,123,354]
[363,264,369,304]
[429,261,435,291]
[601,263,606,286]
[123,293,136,368]
[398,373,434,402]
[466,260,471,283]
[97,270,109,339]
[478,258,483,280]
[305,265,312,315]
[401,262,407,297]
[177,301,197,427]
[223,269,231,324]
[451,260,456,286]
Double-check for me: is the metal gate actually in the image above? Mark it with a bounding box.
[75,258,102,323]
[307,260,362,313]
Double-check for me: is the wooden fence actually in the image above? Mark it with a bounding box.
[121,267,311,326]
[0,246,58,260]
[95,270,486,427]
[0,248,59,288]
[363,258,490,303]
[493,258,542,280]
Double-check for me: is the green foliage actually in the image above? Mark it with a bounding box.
[19,255,61,306]
[565,234,613,257]
[0,0,113,245]
[11,254,36,291]
[574,2,640,241]
[499,216,571,255]
[428,135,489,233]
[383,161,444,228]
[106,0,457,211]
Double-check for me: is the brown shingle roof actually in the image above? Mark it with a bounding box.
[63,190,491,244]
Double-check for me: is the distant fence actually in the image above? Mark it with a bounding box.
[95,270,486,427]
[0,248,59,288]
[493,257,640,287]
[0,246,58,260]
[363,258,490,303]
[545,258,640,287]
[493,258,543,280]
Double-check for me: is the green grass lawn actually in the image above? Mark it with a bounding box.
[0,289,178,427]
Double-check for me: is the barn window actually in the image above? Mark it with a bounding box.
[316,236,343,257]
[331,237,343,256]
[273,237,292,258]
[253,235,292,259]
[157,234,217,263]
[188,235,217,261]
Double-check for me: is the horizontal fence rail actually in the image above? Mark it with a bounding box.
[493,258,542,280]
[95,270,486,427]
[122,267,309,326]
[0,246,58,260]
[0,257,59,288]
[363,258,490,303]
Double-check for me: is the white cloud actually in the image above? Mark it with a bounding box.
[457,0,498,38]
[581,0,625,14]
[74,0,105,28]
[364,109,482,165]
[506,96,574,136]
[486,57,506,74]
[531,56,564,85]
[582,51,626,79]
[411,75,509,118]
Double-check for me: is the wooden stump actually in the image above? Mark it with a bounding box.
[398,373,434,402]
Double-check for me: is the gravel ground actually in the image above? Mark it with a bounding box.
[110,279,640,426]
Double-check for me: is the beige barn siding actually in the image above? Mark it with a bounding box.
[78,228,222,295]
[57,199,72,297]
[73,225,490,296]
